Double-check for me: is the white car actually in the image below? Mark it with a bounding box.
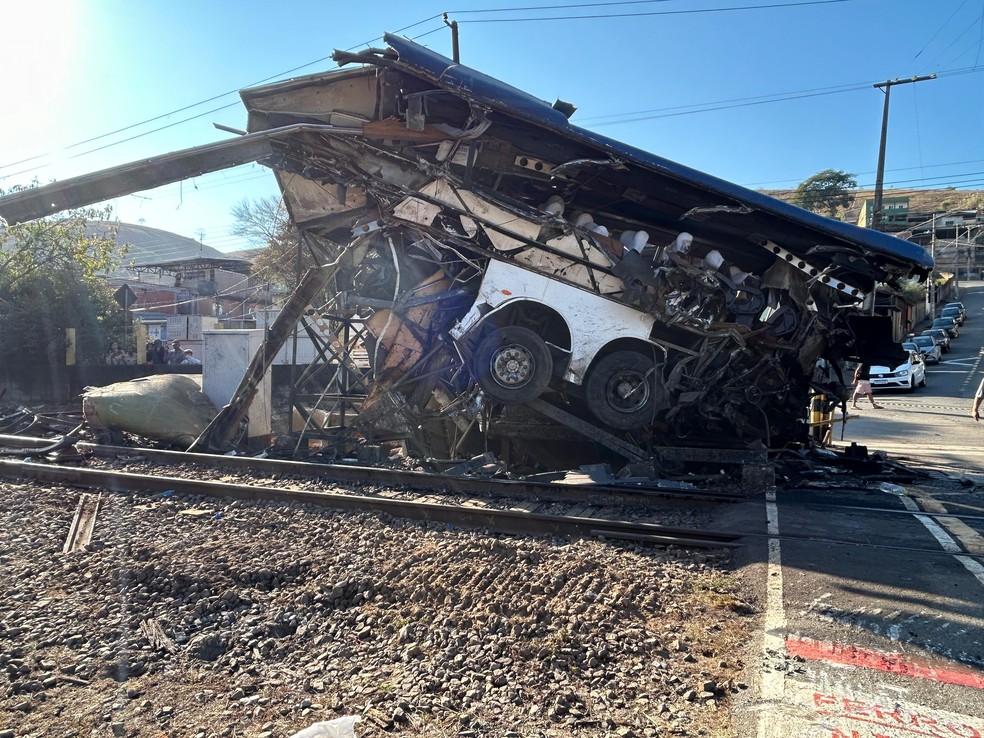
[870,350,926,392]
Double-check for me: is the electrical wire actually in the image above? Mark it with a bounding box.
[908,0,970,63]
[452,0,860,22]
[3,4,983,236]
[0,15,444,174]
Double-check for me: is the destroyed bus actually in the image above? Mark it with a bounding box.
[0,34,933,465]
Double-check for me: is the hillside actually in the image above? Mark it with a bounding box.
[760,188,984,223]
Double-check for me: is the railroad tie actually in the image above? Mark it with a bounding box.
[63,492,101,553]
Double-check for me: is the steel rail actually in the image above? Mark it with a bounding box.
[0,459,740,549]
[63,493,101,553]
[772,496,984,525]
[740,530,984,559]
[74,443,745,505]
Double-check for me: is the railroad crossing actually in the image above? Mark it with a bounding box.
[740,282,984,737]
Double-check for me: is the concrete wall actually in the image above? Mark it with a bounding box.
[1,363,202,408]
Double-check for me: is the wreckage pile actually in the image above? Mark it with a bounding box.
[0,476,751,737]
[0,35,933,469]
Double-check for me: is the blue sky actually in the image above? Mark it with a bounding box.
[2,0,982,253]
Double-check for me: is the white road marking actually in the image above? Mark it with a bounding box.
[955,554,984,585]
[913,494,984,554]
[758,489,787,738]
[914,512,963,552]
[956,348,984,394]
[888,489,984,587]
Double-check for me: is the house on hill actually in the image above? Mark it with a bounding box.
[88,221,273,324]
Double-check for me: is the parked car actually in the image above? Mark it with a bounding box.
[931,316,960,338]
[870,349,926,392]
[921,328,951,352]
[908,335,941,363]
[944,302,967,322]
[903,340,925,363]
[940,305,964,325]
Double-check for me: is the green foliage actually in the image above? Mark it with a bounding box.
[0,197,127,366]
[898,281,927,305]
[791,169,858,216]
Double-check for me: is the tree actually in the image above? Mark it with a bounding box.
[231,197,310,291]
[791,169,858,216]
[0,192,126,367]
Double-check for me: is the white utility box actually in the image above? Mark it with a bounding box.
[202,329,271,443]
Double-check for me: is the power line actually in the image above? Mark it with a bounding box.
[578,64,982,127]
[6,5,984,228]
[450,0,685,12]
[575,81,874,123]
[453,0,859,23]
[0,15,445,174]
[907,0,970,66]
[918,11,984,70]
[2,6,974,183]
[591,84,872,125]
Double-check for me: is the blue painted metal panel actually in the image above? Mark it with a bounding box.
[385,33,933,271]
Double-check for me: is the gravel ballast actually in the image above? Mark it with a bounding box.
[0,478,753,737]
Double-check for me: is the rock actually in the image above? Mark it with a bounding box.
[186,632,228,661]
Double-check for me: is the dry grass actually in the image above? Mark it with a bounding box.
[760,187,984,223]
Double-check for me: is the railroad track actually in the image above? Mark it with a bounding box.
[71,442,745,505]
[0,457,742,550]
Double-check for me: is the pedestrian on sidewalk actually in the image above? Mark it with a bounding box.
[851,364,883,410]
[972,377,984,421]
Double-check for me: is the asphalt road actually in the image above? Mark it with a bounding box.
[734,284,984,737]
[833,281,984,476]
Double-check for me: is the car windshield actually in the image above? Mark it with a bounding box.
[932,319,954,326]
[913,337,934,347]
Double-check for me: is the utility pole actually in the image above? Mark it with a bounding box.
[871,74,936,230]
[929,215,937,317]
[443,14,460,63]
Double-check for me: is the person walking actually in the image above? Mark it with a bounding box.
[972,377,984,421]
[851,363,883,410]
